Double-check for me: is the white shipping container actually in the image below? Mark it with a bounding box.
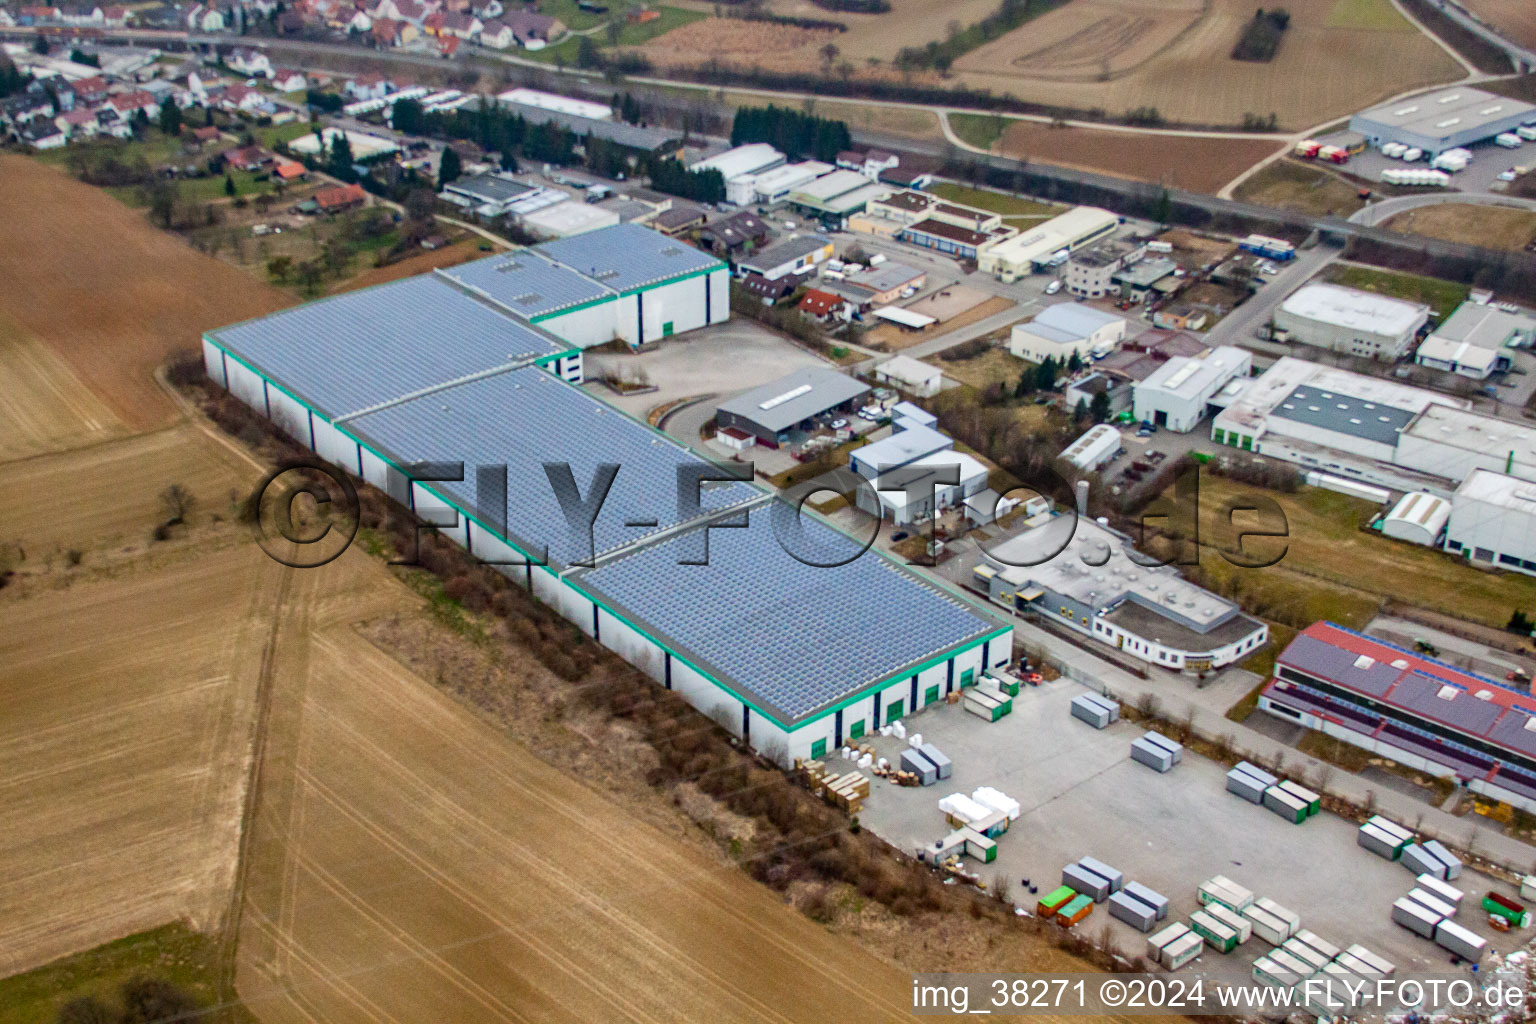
[1255,897,1300,937]
[1433,919,1486,961]
[1147,922,1190,960]
[1241,904,1289,945]
[1344,944,1395,976]
[1204,902,1252,943]
[1281,937,1329,972]
[1292,929,1339,961]
[1268,948,1316,981]
[1392,896,1441,939]
[1406,887,1456,920]
[1163,933,1204,970]
[1415,874,1464,910]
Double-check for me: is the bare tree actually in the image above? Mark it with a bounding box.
[160,483,196,526]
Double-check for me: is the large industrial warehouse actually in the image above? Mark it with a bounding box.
[1350,86,1536,158]
[1273,283,1429,360]
[202,234,1010,764]
[1261,623,1536,814]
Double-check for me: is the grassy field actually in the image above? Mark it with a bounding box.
[1233,158,1367,217]
[1324,263,1471,317]
[0,924,252,1024]
[1175,475,1535,629]
[928,181,1061,217]
[1381,203,1536,252]
[1325,0,1411,29]
[803,99,941,139]
[948,111,1006,151]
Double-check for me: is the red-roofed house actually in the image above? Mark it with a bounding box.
[314,182,368,213]
[71,75,109,104]
[102,4,129,24]
[56,106,100,137]
[108,90,158,118]
[270,69,307,93]
[436,33,461,57]
[222,144,269,170]
[797,288,847,323]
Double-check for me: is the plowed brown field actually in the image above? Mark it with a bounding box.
[0,155,290,431]
[1464,0,1536,50]
[995,122,1283,194]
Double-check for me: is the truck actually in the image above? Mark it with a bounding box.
[1239,234,1296,262]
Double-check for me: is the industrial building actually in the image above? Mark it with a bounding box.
[1131,345,1252,433]
[689,142,784,181]
[974,514,1268,672]
[1415,302,1534,379]
[1210,356,1483,491]
[734,233,834,281]
[1395,405,1536,484]
[1445,470,1536,575]
[977,206,1119,282]
[518,199,620,239]
[500,98,684,162]
[715,367,869,447]
[821,261,926,309]
[1261,622,1536,814]
[203,273,1009,765]
[899,218,1011,261]
[871,354,943,398]
[739,160,833,206]
[848,419,988,524]
[1274,283,1430,360]
[437,223,729,350]
[441,172,567,219]
[786,170,889,222]
[1350,87,1536,158]
[1380,491,1450,546]
[496,87,612,120]
[1064,240,1147,299]
[1008,303,1126,365]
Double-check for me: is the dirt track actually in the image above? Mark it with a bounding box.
[0,155,291,431]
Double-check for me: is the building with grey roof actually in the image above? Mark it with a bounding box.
[503,99,684,159]
[1350,86,1536,158]
[1275,283,1429,360]
[1132,345,1251,432]
[1008,303,1126,364]
[441,172,566,219]
[975,514,1267,672]
[735,233,834,281]
[715,367,869,446]
[1415,302,1535,379]
[201,275,1009,764]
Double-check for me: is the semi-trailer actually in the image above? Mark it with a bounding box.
[1241,904,1290,945]
[1416,871,1466,908]
[1226,767,1267,804]
[1199,876,1254,913]
[1405,887,1457,921]
[1343,944,1396,976]
[1422,840,1462,880]
[1263,785,1308,824]
[1189,911,1238,954]
[1277,780,1320,816]
[1292,929,1339,961]
[1204,902,1252,944]
[1061,863,1113,902]
[1254,897,1300,938]
[1358,822,1407,860]
[1280,937,1329,973]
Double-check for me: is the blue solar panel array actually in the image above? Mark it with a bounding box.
[208,274,568,419]
[537,222,722,293]
[344,366,761,567]
[436,250,616,320]
[579,505,1000,723]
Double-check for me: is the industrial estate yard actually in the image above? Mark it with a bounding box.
[7,2,1536,1019]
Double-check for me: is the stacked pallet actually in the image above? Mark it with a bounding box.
[800,760,870,813]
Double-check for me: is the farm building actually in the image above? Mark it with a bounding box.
[714,367,869,447]
[734,233,834,281]
[1131,345,1251,433]
[978,206,1119,282]
[1274,283,1429,360]
[436,223,728,350]
[1261,622,1536,814]
[847,420,988,525]
[203,277,1010,766]
[975,515,1267,672]
[1211,356,1535,490]
[1380,491,1450,546]
[1008,303,1126,365]
[1445,470,1536,575]
[1350,87,1536,158]
[872,354,943,398]
[1415,302,1534,379]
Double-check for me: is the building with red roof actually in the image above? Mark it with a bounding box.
[314,182,368,213]
[796,288,845,322]
[1263,621,1536,811]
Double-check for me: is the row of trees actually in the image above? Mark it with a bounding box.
[729,104,851,162]
[893,0,1062,72]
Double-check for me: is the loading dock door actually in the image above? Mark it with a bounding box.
[959,668,975,688]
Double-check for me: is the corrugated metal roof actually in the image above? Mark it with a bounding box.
[436,249,615,319]
[579,504,1000,723]
[206,274,567,420]
[717,367,868,434]
[345,366,760,568]
[536,222,723,293]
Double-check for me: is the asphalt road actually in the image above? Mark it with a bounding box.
[1204,242,1345,350]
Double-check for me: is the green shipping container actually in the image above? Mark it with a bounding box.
[1190,912,1238,954]
[1482,893,1532,928]
[1058,895,1094,926]
[1038,885,1076,918]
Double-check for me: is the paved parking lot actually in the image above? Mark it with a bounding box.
[853,680,1526,986]
[1314,131,1533,195]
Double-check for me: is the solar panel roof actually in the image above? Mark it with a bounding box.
[579,504,1002,723]
[436,250,615,320]
[1269,384,1416,446]
[1282,631,1402,697]
[537,222,723,293]
[207,274,567,420]
[1390,672,1502,735]
[345,366,761,568]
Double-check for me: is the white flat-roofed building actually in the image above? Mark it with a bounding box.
[975,515,1268,672]
[1396,405,1536,484]
[1132,345,1252,433]
[978,206,1119,282]
[1415,302,1535,379]
[518,198,620,239]
[848,420,988,525]
[746,160,832,204]
[1446,470,1536,575]
[1008,303,1126,364]
[495,87,612,120]
[1382,491,1450,546]
[1061,423,1120,472]
[1350,86,1536,158]
[786,169,870,211]
[1274,283,1429,360]
[872,354,943,397]
[688,143,784,183]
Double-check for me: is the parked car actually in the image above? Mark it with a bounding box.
[1044,280,1062,295]
[829,417,848,429]
[1500,169,1519,182]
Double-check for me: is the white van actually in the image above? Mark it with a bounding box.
[1045,280,1062,295]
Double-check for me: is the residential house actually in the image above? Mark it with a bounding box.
[270,69,307,92]
[226,46,273,77]
[878,167,932,190]
[797,288,848,323]
[190,124,222,146]
[478,17,514,47]
[425,8,478,35]
[336,5,372,31]
[737,271,803,304]
[16,6,61,24]
[48,78,76,112]
[272,160,308,182]
[95,106,131,138]
[186,3,226,30]
[222,145,269,171]
[217,83,269,113]
[468,0,501,17]
[107,89,158,120]
[371,17,412,44]
[504,9,561,47]
[344,73,393,101]
[59,4,104,25]
[56,106,99,138]
[0,8,16,25]
[19,118,66,149]
[71,74,110,106]
[836,148,899,180]
[101,3,128,22]
[314,182,368,214]
[2,93,53,127]
[653,204,704,236]
[436,33,461,56]
[386,0,429,23]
